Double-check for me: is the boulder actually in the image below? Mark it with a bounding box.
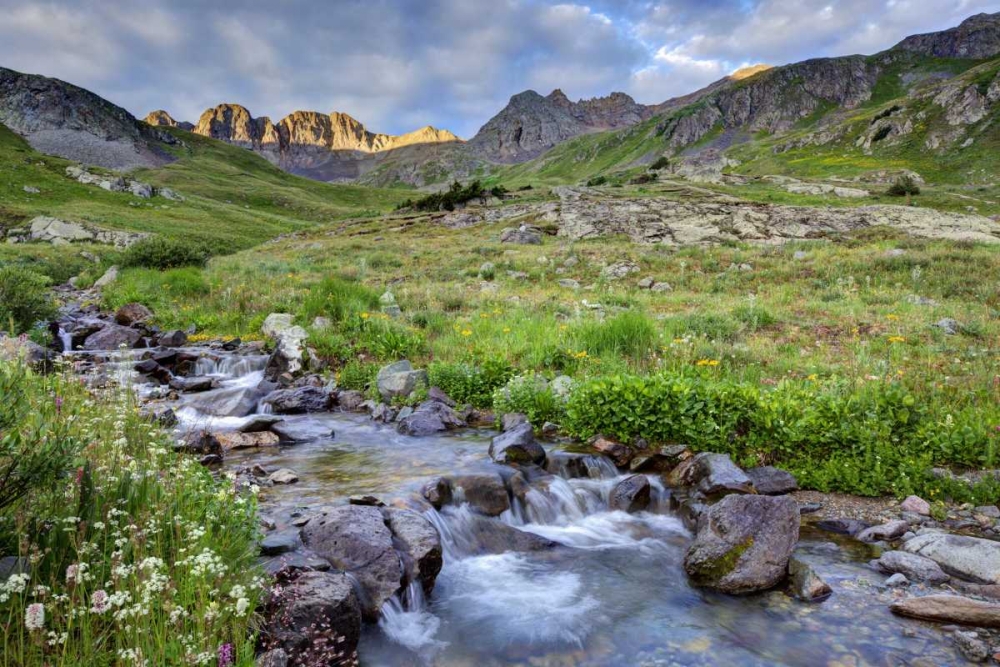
[501,413,528,432]
[609,475,651,513]
[168,376,217,393]
[175,430,222,456]
[260,531,300,557]
[601,260,640,280]
[214,431,280,452]
[448,474,510,516]
[269,469,299,484]
[382,508,443,596]
[421,477,453,509]
[489,423,547,466]
[264,571,361,664]
[499,226,542,245]
[337,390,366,412]
[890,594,1000,628]
[903,532,1000,584]
[239,415,284,433]
[397,400,465,436]
[899,495,931,515]
[668,452,754,497]
[93,266,119,289]
[82,324,141,351]
[376,360,428,402]
[301,505,403,621]
[876,550,950,584]
[261,387,332,414]
[589,435,633,468]
[856,520,910,543]
[115,302,153,326]
[427,386,456,407]
[128,181,152,198]
[157,330,187,347]
[788,557,832,602]
[443,512,557,555]
[262,313,295,338]
[264,326,309,381]
[684,494,800,594]
[814,518,870,536]
[745,466,798,495]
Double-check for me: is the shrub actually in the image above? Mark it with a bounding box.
[493,373,565,426]
[0,267,56,334]
[887,175,921,197]
[649,156,670,171]
[121,236,210,269]
[399,180,489,212]
[429,358,515,408]
[629,173,657,185]
[337,359,378,391]
[586,176,608,187]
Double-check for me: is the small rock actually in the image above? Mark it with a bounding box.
[489,423,546,465]
[637,277,655,289]
[269,469,299,485]
[954,630,990,663]
[886,573,910,588]
[788,557,832,602]
[609,475,651,513]
[900,495,931,515]
[857,520,910,543]
[260,532,300,556]
[934,318,961,335]
[557,278,580,289]
[349,495,385,507]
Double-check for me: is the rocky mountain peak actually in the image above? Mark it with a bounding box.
[729,64,772,81]
[893,11,1000,59]
[144,109,194,131]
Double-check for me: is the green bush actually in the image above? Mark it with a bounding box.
[649,157,670,171]
[337,359,378,391]
[398,180,489,212]
[493,373,565,426]
[121,236,211,270]
[0,267,56,334]
[429,358,515,408]
[887,175,921,197]
[586,176,608,187]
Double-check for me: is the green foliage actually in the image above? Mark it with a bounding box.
[493,373,566,426]
[0,267,56,334]
[887,175,921,197]
[648,157,670,171]
[629,173,657,185]
[429,358,515,408]
[572,311,657,361]
[121,236,211,269]
[399,180,489,212]
[586,175,608,187]
[337,359,378,391]
[301,275,380,323]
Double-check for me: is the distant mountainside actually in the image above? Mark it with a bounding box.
[144,110,194,131]
[0,67,174,170]
[146,103,461,181]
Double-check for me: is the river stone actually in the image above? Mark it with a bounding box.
[82,324,141,351]
[447,512,557,555]
[269,469,299,484]
[301,505,403,621]
[589,435,633,468]
[668,452,754,498]
[157,330,187,347]
[489,422,547,466]
[856,520,910,543]
[260,531,300,556]
[876,550,950,584]
[814,518,870,536]
[182,384,262,418]
[214,431,280,452]
[745,466,798,495]
[169,376,217,393]
[903,532,1000,584]
[890,594,1000,628]
[93,265,118,289]
[397,400,465,436]
[900,495,931,516]
[265,571,361,663]
[239,415,284,433]
[684,494,800,594]
[382,508,443,596]
[448,474,510,516]
[115,302,153,326]
[261,387,332,414]
[954,630,991,663]
[788,557,832,602]
[376,360,429,401]
[609,475,651,513]
[422,477,453,509]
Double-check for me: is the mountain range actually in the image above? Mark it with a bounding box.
[0,12,998,188]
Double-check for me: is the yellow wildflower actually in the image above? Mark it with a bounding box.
[360,312,370,320]
[461,329,472,337]
[887,335,905,343]
[695,359,720,367]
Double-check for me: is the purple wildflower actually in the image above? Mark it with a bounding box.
[218,642,234,667]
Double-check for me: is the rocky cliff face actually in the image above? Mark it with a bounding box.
[469,89,653,163]
[0,67,173,171]
[894,12,1000,59]
[143,110,194,131]
[187,103,461,180]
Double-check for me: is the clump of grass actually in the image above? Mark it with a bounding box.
[572,311,657,362]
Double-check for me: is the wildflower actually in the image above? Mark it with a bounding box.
[886,314,899,321]
[66,563,78,584]
[360,312,370,320]
[25,603,45,631]
[460,329,472,337]
[887,336,906,344]
[91,589,109,614]
[218,643,235,667]
[502,327,511,334]
[695,359,720,367]
[235,597,250,616]
[807,374,818,381]
[55,395,63,414]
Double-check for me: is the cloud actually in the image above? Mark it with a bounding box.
[0,0,994,137]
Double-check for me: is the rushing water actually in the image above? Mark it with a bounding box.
[124,349,970,666]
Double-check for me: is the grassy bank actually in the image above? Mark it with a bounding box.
[0,360,262,666]
[101,211,1000,501]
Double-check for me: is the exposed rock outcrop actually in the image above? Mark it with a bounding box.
[143,110,194,131]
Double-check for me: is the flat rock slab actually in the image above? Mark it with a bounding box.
[876,550,950,584]
[891,594,1000,628]
[903,532,1000,584]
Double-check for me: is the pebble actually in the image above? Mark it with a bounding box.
[269,468,299,484]
[886,573,909,588]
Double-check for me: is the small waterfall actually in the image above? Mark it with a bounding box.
[57,327,73,353]
[378,582,445,656]
[194,354,268,378]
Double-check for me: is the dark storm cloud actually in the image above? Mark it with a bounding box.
[0,0,995,137]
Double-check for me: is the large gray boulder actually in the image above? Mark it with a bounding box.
[667,452,754,497]
[382,508,442,596]
[891,594,1000,628]
[876,550,950,584]
[489,422,547,466]
[82,324,141,350]
[684,494,800,594]
[609,475,651,513]
[264,571,361,665]
[903,532,1000,584]
[261,387,332,414]
[261,314,308,380]
[745,466,798,495]
[376,360,428,402]
[300,505,403,621]
[396,400,465,436]
[446,474,511,516]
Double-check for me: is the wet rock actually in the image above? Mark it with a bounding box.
[903,532,1000,584]
[489,422,547,466]
[264,571,361,664]
[427,386,456,407]
[900,495,931,515]
[630,444,691,473]
[876,550,950,584]
[588,435,633,468]
[175,430,222,456]
[745,466,798,495]
[799,502,823,515]
[382,508,443,596]
[668,452,754,498]
[269,469,299,485]
[815,518,870,536]
[349,495,384,507]
[953,630,990,663]
[135,359,171,383]
[501,413,528,432]
[609,475,651,513]
[157,330,187,347]
[890,594,1000,628]
[886,573,910,587]
[684,494,800,594]
[260,531,300,556]
[371,403,397,423]
[445,512,557,555]
[183,384,263,418]
[140,405,177,427]
[261,387,332,414]
[239,415,284,433]
[376,360,429,401]
[448,474,510,516]
[337,390,366,412]
[301,505,403,621]
[115,302,153,326]
[397,400,465,436]
[82,324,141,350]
[168,376,217,393]
[788,557,832,602]
[214,431,280,452]
[857,520,910,543]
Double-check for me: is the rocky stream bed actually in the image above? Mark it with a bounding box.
[28,296,1000,666]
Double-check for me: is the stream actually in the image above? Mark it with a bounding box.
[71,345,967,666]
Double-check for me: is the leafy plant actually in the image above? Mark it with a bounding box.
[429,358,515,407]
[887,175,921,198]
[0,267,56,334]
[121,236,211,270]
[493,373,565,426]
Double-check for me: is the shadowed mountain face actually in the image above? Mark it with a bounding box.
[894,12,1000,59]
[0,67,175,170]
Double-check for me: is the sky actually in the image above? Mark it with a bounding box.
[0,0,997,138]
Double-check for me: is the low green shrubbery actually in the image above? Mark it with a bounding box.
[0,361,262,666]
[397,180,490,212]
[121,237,211,270]
[429,358,515,408]
[493,373,567,426]
[0,267,56,335]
